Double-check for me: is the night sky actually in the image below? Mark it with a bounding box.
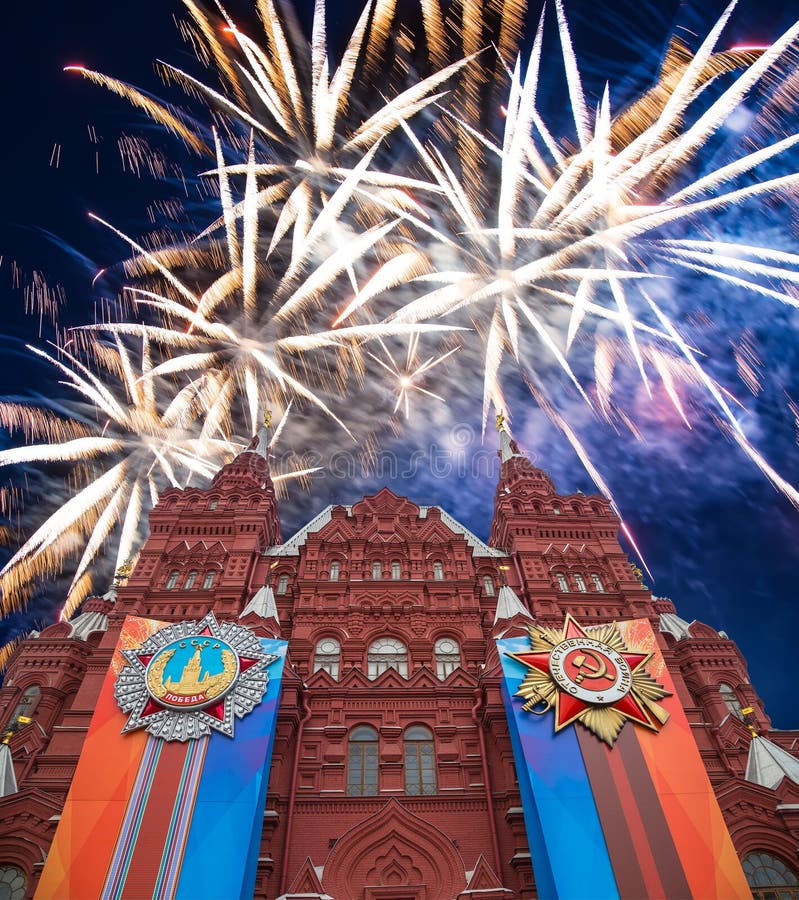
[1,0,798,727]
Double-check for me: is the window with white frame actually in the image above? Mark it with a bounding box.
[574,573,587,592]
[329,561,340,581]
[202,571,216,590]
[276,574,289,595]
[184,570,198,590]
[433,562,444,581]
[434,638,461,680]
[556,572,568,591]
[367,637,408,679]
[591,573,604,592]
[391,561,401,580]
[372,561,382,580]
[313,637,341,679]
[483,576,495,596]
[166,570,180,590]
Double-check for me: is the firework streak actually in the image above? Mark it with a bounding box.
[498,619,749,899]
[35,616,286,899]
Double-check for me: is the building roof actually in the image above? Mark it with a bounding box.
[493,584,533,624]
[745,734,799,790]
[659,611,693,641]
[265,503,506,558]
[0,745,17,797]
[240,584,280,622]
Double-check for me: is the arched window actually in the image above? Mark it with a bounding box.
[313,637,340,679]
[276,574,289,595]
[574,573,587,592]
[166,570,179,590]
[404,725,436,795]
[743,852,799,900]
[556,573,568,591]
[347,725,378,796]
[552,504,561,515]
[6,685,41,728]
[483,576,495,597]
[372,561,382,580]
[367,638,408,679]
[0,866,27,900]
[591,573,604,592]
[433,562,444,581]
[329,561,340,582]
[434,638,461,680]
[208,498,218,510]
[202,571,216,590]
[391,561,401,580]
[184,571,198,590]
[719,683,744,720]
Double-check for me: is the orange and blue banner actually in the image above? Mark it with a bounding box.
[36,616,286,900]
[498,618,750,899]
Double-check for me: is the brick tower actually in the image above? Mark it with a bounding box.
[0,422,796,898]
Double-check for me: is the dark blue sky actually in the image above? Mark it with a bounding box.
[1,0,798,727]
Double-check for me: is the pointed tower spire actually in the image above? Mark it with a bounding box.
[745,734,799,789]
[240,583,280,623]
[0,744,17,797]
[493,583,533,625]
[210,410,281,545]
[494,411,555,491]
[212,411,274,489]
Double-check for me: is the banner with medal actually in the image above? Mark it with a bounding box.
[36,613,287,900]
[498,615,749,899]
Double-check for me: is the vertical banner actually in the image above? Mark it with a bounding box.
[498,616,750,900]
[37,614,286,900]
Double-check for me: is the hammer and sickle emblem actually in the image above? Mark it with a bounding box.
[571,649,613,684]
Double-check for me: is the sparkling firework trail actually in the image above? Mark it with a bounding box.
[0,336,226,616]
[3,0,799,624]
[367,333,459,418]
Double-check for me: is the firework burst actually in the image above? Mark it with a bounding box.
[4,0,799,626]
[331,2,799,505]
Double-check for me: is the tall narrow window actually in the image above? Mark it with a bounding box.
[574,573,587,592]
[433,562,444,581]
[434,638,461,680]
[367,638,408,679]
[404,725,436,795]
[483,576,495,596]
[329,561,340,581]
[347,726,378,796]
[166,570,180,590]
[208,498,218,510]
[202,571,216,590]
[552,504,561,515]
[556,573,568,591]
[184,570,198,590]
[719,683,744,720]
[391,561,401,580]
[313,638,341,679]
[591,573,604,592]
[6,685,41,729]
[372,561,382,580]
[276,574,289,595]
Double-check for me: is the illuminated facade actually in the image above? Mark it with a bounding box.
[0,428,797,898]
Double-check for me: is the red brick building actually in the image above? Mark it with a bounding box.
[0,426,797,898]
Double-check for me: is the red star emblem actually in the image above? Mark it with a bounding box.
[507,614,669,742]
